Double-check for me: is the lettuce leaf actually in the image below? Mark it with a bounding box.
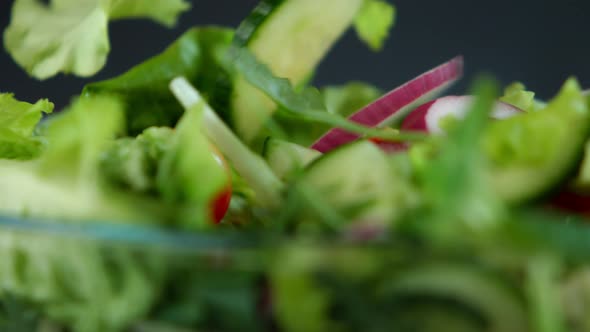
[0,232,167,332]
[3,0,190,80]
[500,82,542,113]
[483,78,589,203]
[0,95,173,223]
[0,93,54,160]
[100,106,230,227]
[101,127,174,194]
[354,0,396,51]
[156,103,230,228]
[84,27,234,135]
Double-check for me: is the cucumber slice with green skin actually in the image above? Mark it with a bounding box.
[262,137,321,181]
[294,141,412,224]
[231,0,364,142]
[484,79,590,204]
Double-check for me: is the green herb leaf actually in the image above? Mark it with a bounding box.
[418,77,504,239]
[354,0,396,51]
[231,47,424,143]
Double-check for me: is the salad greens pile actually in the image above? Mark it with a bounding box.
[2,0,590,331]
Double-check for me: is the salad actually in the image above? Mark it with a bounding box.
[2,0,590,331]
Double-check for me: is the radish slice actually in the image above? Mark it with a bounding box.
[402,96,523,134]
[311,56,464,153]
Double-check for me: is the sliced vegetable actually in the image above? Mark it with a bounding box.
[311,56,464,153]
[156,102,230,228]
[484,78,590,204]
[262,137,321,181]
[401,96,522,134]
[169,77,283,208]
[293,141,416,227]
[230,0,365,141]
[209,145,233,224]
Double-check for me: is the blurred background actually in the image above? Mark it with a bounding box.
[1,0,590,109]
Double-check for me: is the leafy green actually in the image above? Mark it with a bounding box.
[0,294,41,332]
[500,82,542,112]
[271,247,336,332]
[354,0,396,51]
[231,47,424,144]
[526,256,565,332]
[3,0,189,80]
[101,127,174,194]
[0,93,54,160]
[573,141,590,191]
[323,82,382,117]
[84,27,234,135]
[107,0,190,26]
[381,264,528,332]
[152,268,261,331]
[0,231,167,332]
[417,77,505,241]
[271,82,381,146]
[0,95,172,223]
[156,103,230,228]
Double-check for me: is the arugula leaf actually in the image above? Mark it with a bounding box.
[354,0,396,51]
[0,93,54,160]
[271,82,382,146]
[3,0,189,80]
[84,27,234,135]
[231,47,424,143]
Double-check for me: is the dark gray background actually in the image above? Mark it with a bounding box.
[1,0,590,109]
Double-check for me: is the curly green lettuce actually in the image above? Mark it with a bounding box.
[3,0,190,80]
[0,232,167,332]
[0,93,54,160]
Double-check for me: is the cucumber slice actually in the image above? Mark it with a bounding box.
[262,137,321,181]
[484,79,590,204]
[294,141,415,224]
[231,0,364,141]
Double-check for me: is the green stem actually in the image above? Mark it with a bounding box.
[170,77,283,208]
